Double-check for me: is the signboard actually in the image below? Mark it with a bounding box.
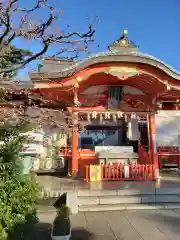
[89,165,102,182]
[23,132,44,143]
[95,146,133,153]
[22,144,43,154]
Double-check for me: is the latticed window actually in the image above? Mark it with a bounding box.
[108,86,123,109]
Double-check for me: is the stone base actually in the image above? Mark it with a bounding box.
[155,168,160,179]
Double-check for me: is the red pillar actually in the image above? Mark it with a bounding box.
[71,112,79,177]
[148,114,159,178]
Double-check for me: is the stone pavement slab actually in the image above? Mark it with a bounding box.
[134,209,180,240]
[103,211,142,240]
[123,210,169,240]
[37,175,180,193]
[84,212,113,236]
[37,209,180,240]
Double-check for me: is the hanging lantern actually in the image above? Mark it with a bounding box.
[112,114,117,123]
[105,112,111,119]
[87,113,91,123]
[117,111,123,119]
[175,99,180,110]
[131,113,136,119]
[92,111,97,119]
[157,101,162,109]
[99,114,103,124]
[124,114,128,122]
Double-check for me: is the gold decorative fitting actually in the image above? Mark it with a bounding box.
[167,85,171,90]
[123,29,128,35]
[74,82,79,88]
[76,76,82,82]
[92,111,97,119]
[109,29,137,50]
[104,112,111,119]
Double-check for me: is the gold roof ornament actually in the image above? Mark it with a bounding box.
[123,29,128,35]
[109,29,138,52]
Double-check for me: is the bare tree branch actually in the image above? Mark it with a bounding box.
[0,0,97,75]
[14,0,46,12]
[0,0,17,45]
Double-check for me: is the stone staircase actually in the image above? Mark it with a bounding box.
[39,177,180,213]
[77,189,180,212]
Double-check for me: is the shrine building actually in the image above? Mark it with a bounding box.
[3,30,180,179]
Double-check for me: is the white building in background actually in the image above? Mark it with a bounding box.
[156,111,180,146]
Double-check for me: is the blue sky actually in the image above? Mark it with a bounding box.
[16,0,180,80]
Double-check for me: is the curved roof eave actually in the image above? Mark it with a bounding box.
[52,51,180,81]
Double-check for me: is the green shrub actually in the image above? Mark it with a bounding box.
[0,120,41,239]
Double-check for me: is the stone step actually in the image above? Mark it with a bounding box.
[77,189,155,197]
[142,195,180,203]
[79,203,180,212]
[37,205,56,213]
[78,194,180,206]
[78,196,141,205]
[77,188,180,197]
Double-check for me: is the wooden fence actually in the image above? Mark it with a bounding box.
[84,163,156,182]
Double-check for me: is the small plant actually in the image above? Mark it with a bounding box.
[55,205,71,219]
[52,205,71,238]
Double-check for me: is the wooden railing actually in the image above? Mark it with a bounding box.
[84,163,156,182]
[138,143,151,164]
[157,146,180,169]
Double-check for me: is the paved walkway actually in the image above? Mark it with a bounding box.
[38,209,180,240]
[37,174,180,192]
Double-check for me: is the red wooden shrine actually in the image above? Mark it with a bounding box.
[4,30,180,178]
